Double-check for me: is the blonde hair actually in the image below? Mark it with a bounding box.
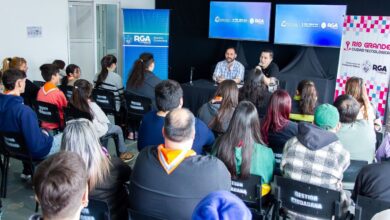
[2,57,27,72]
[60,118,110,190]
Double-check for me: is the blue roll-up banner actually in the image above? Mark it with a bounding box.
[122,9,170,86]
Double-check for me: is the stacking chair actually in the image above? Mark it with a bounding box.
[0,132,42,198]
[32,80,45,88]
[230,174,269,219]
[33,101,62,134]
[273,176,343,220]
[92,89,120,122]
[59,85,73,100]
[342,160,368,190]
[128,208,165,220]
[354,195,390,220]
[80,199,111,220]
[124,91,152,138]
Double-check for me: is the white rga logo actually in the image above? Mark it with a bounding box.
[134,35,151,44]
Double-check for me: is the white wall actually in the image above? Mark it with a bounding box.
[120,0,155,9]
[0,0,69,81]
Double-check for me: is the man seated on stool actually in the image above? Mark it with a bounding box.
[255,49,279,85]
[213,47,244,84]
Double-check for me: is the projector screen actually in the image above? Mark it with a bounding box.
[274,4,347,47]
[209,1,271,42]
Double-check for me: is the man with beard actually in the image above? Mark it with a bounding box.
[213,47,244,84]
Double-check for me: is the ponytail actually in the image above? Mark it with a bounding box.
[96,55,117,88]
[127,52,154,88]
[70,79,93,119]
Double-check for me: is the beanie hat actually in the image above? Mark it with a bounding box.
[314,104,340,130]
[192,191,252,220]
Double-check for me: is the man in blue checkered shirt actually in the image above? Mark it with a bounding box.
[213,47,244,84]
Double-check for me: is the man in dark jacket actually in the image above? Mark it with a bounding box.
[0,69,61,179]
[129,108,230,220]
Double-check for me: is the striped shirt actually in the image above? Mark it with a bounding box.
[213,60,244,82]
[94,71,124,112]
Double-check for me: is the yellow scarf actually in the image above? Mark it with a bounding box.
[157,144,196,175]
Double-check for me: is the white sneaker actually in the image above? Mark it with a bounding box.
[20,173,31,181]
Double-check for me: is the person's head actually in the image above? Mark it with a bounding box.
[334,94,360,123]
[261,90,292,144]
[2,57,28,73]
[96,54,117,87]
[127,53,155,88]
[239,69,268,110]
[192,191,252,220]
[52,60,66,70]
[2,68,27,94]
[40,64,60,84]
[345,77,365,104]
[71,79,93,116]
[61,118,110,190]
[209,79,239,132]
[33,151,88,220]
[216,101,263,179]
[296,80,317,115]
[259,49,274,68]
[225,47,237,63]
[314,104,340,132]
[62,64,81,86]
[155,80,183,112]
[163,108,195,149]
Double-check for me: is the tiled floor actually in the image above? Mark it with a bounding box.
[1,139,138,220]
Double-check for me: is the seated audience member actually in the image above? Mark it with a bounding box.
[213,101,274,187]
[239,69,272,118]
[52,59,66,77]
[289,80,318,123]
[261,90,297,166]
[2,57,39,107]
[31,151,88,220]
[192,191,252,220]
[213,47,244,84]
[352,158,390,203]
[129,108,231,220]
[61,119,131,220]
[345,77,381,129]
[68,79,134,162]
[61,64,81,86]
[376,133,390,162]
[334,94,376,163]
[138,80,214,154]
[126,52,161,107]
[256,49,279,78]
[198,79,238,133]
[282,104,350,216]
[36,64,68,130]
[94,54,123,112]
[0,69,61,179]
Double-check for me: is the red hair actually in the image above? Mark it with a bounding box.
[261,90,291,144]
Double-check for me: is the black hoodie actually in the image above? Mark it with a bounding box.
[297,122,339,150]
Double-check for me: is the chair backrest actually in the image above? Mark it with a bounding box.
[274,176,342,219]
[0,132,32,161]
[80,199,111,220]
[59,85,73,100]
[63,106,92,123]
[33,101,61,125]
[124,91,152,121]
[355,195,390,220]
[128,208,165,220]
[231,174,262,207]
[92,89,117,115]
[33,80,45,88]
[343,160,368,183]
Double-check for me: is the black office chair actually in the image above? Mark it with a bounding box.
[92,88,119,116]
[273,176,343,220]
[80,199,111,220]
[0,132,42,198]
[59,85,73,100]
[63,106,120,157]
[230,174,269,219]
[128,208,165,220]
[32,80,45,88]
[354,195,390,220]
[33,101,62,134]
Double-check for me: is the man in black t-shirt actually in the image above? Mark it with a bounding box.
[257,49,279,78]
